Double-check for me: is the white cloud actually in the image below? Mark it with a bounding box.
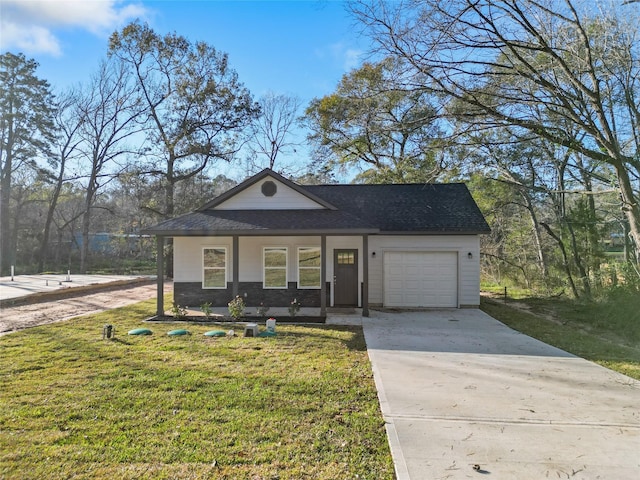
[0,0,148,55]
[318,41,363,71]
[342,48,362,70]
[1,20,62,56]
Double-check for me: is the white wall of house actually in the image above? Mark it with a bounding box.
[173,233,481,307]
[173,236,234,283]
[214,179,323,210]
[368,235,481,307]
[238,236,322,282]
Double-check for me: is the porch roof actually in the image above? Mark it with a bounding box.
[143,208,379,236]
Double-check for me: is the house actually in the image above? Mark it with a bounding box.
[143,168,490,317]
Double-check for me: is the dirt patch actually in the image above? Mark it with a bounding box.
[0,282,170,336]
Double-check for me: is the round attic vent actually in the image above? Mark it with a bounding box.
[261,181,277,197]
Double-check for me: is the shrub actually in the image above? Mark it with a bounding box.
[228,296,245,320]
[288,298,301,317]
[171,303,188,319]
[201,302,212,319]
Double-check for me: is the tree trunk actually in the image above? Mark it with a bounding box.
[0,173,13,274]
[37,163,66,272]
[520,191,548,281]
[80,175,97,274]
[541,222,580,298]
[566,218,591,299]
[0,121,14,275]
[615,163,640,268]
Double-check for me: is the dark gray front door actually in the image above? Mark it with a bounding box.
[334,249,358,306]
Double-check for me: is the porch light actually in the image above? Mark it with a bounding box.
[468,252,473,259]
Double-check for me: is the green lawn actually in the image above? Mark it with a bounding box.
[0,299,394,480]
[481,294,640,380]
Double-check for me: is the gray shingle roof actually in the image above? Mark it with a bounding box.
[144,209,378,236]
[305,183,490,233]
[142,170,490,236]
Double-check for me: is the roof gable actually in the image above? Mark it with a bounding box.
[198,169,335,211]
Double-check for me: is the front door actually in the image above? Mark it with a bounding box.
[334,249,358,306]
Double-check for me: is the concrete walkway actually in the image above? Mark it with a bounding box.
[0,273,153,302]
[363,309,640,480]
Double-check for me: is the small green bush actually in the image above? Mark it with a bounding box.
[228,295,245,320]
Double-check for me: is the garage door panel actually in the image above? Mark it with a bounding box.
[384,252,458,308]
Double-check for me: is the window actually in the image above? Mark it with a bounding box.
[264,247,287,288]
[298,247,321,288]
[203,247,227,289]
[337,251,355,265]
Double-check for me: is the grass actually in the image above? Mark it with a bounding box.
[481,292,640,380]
[0,298,394,480]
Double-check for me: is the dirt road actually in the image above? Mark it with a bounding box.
[0,282,168,336]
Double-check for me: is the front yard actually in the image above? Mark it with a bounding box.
[0,298,394,480]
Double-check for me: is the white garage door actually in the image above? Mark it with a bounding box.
[384,251,458,307]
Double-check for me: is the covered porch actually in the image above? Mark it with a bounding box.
[152,232,373,319]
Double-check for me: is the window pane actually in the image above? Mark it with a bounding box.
[204,269,225,288]
[337,252,355,265]
[204,248,226,268]
[299,268,320,287]
[265,269,287,288]
[265,248,286,267]
[299,247,320,267]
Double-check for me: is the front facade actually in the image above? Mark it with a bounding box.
[144,169,490,317]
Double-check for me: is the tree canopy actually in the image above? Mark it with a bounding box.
[0,52,56,274]
[305,57,446,183]
[352,0,640,261]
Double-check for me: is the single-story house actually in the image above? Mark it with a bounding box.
[143,168,490,317]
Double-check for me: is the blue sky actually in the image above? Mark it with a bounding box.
[0,0,369,178]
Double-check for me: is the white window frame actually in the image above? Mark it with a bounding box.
[202,247,227,289]
[263,246,288,289]
[297,246,321,289]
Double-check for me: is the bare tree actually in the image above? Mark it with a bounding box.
[249,92,302,171]
[109,21,259,221]
[37,89,84,272]
[352,0,640,266]
[76,59,142,272]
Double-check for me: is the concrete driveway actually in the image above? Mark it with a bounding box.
[363,309,640,480]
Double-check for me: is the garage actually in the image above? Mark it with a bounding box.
[384,251,458,307]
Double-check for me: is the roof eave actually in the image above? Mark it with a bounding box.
[142,227,380,237]
[378,229,491,235]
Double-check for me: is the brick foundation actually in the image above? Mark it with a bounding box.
[174,282,331,308]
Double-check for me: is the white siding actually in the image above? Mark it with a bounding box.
[368,235,481,307]
[215,178,324,210]
[173,236,233,282]
[238,236,322,282]
[174,234,481,308]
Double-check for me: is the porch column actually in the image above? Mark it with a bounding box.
[156,235,164,317]
[320,235,327,317]
[362,234,369,317]
[232,235,239,298]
